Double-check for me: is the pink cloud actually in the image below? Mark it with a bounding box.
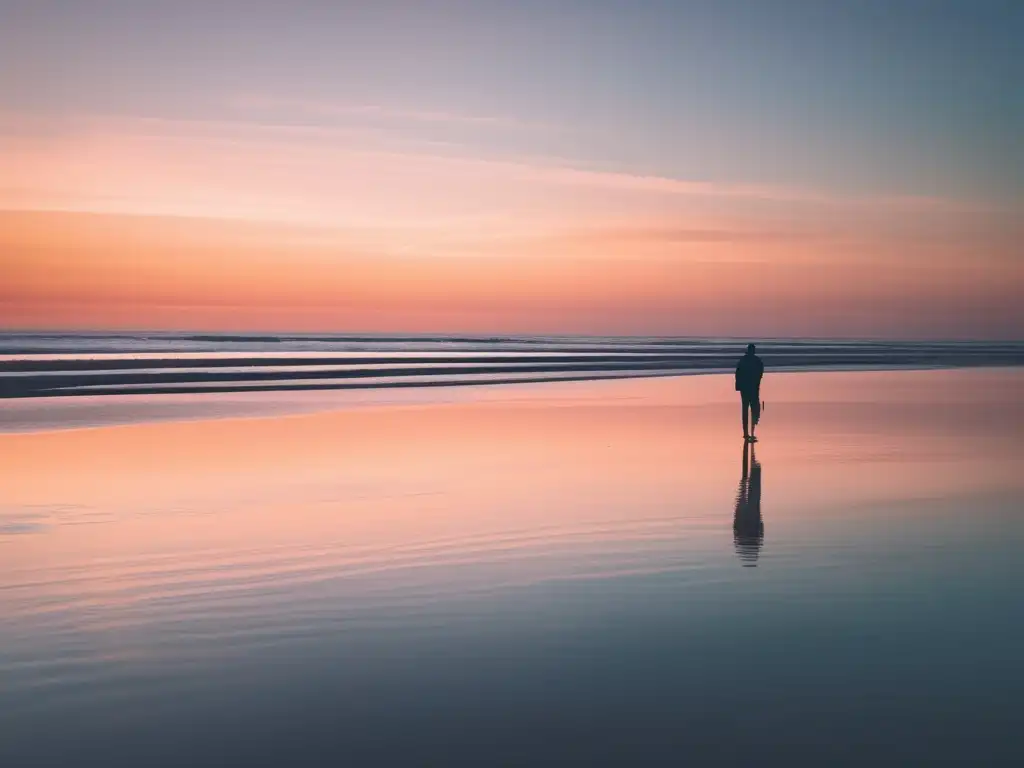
[0,109,996,232]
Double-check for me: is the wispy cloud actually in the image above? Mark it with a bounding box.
[550,226,829,245]
[231,95,552,131]
[0,109,997,230]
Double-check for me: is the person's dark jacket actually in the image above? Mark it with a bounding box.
[735,353,764,394]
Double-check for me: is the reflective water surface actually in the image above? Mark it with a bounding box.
[2,369,1023,766]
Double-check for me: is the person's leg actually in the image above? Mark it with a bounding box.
[741,393,750,438]
[750,394,761,436]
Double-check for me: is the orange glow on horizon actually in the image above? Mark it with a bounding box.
[1,112,1021,338]
[2,208,1020,338]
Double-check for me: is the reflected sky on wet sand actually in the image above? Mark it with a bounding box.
[2,369,1023,766]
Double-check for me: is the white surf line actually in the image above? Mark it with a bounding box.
[4,359,690,378]
[0,349,696,363]
[44,369,689,393]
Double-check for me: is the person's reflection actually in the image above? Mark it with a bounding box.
[733,441,763,566]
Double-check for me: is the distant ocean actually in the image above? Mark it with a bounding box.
[2,331,1023,399]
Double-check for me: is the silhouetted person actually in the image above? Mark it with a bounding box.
[735,343,764,442]
[733,440,763,566]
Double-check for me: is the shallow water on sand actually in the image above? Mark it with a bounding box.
[2,369,1023,766]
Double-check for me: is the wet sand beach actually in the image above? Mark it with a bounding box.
[2,368,1023,766]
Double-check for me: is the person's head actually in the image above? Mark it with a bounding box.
[746,343,756,355]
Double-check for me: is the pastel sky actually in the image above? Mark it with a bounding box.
[1,0,1021,338]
